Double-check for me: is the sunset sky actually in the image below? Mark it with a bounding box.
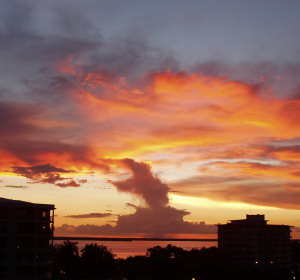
[1,0,300,238]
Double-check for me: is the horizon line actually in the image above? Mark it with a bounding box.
[54,236,300,242]
[54,236,218,242]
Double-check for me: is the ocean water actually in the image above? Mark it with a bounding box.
[54,240,217,259]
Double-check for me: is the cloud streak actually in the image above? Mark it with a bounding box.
[4,185,27,189]
[64,213,112,219]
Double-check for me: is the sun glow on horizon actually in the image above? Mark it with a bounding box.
[169,193,280,211]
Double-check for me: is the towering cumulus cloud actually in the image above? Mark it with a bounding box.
[56,159,215,237]
[111,159,169,208]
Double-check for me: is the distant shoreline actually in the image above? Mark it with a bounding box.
[54,236,218,242]
[54,236,300,242]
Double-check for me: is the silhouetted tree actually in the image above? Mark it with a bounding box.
[52,241,80,280]
[118,255,150,280]
[80,243,116,279]
[50,242,292,280]
[146,244,184,259]
[144,245,190,279]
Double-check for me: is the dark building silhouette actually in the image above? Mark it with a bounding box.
[217,214,291,267]
[0,198,54,279]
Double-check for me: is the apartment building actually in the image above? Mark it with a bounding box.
[0,198,54,279]
[218,214,291,267]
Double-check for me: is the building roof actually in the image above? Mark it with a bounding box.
[0,197,55,209]
[218,214,291,227]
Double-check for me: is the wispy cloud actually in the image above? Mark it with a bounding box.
[4,185,27,189]
[12,164,85,188]
[64,213,113,218]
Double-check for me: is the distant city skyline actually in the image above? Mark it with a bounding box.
[1,0,300,238]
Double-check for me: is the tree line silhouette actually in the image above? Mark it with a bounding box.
[52,240,300,280]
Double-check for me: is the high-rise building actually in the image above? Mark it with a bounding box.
[0,198,55,279]
[217,214,291,267]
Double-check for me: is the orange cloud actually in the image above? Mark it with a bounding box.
[56,68,300,160]
[55,55,77,76]
[2,58,300,212]
[171,175,300,210]
[210,161,300,181]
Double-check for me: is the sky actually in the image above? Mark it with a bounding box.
[1,0,300,238]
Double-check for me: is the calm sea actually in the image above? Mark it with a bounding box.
[54,240,217,259]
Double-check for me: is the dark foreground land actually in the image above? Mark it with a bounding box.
[53,240,300,280]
